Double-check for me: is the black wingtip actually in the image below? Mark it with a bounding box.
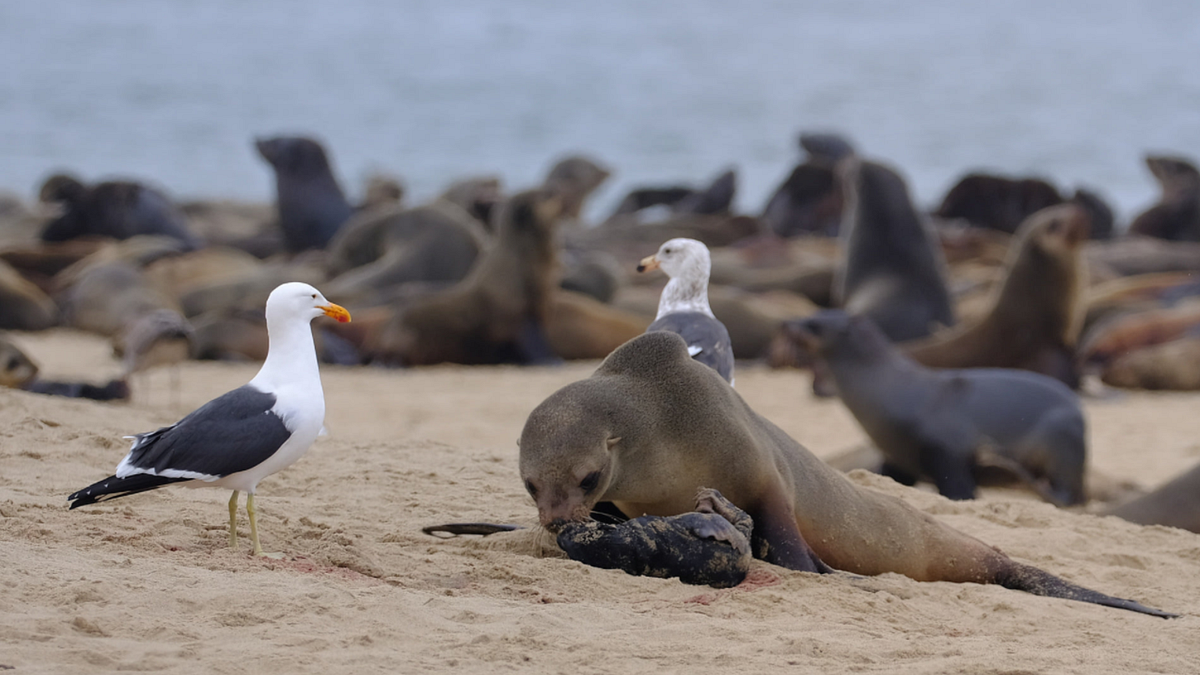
[67,473,189,509]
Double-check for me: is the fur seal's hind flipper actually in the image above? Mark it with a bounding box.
[421,523,524,538]
[750,488,834,574]
[999,563,1178,618]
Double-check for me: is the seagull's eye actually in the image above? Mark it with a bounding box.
[524,480,538,498]
[311,293,317,299]
[663,248,672,255]
[579,471,601,494]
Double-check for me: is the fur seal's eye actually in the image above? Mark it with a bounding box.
[524,480,538,498]
[579,472,601,493]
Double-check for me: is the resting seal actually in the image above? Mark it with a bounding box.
[1129,155,1200,241]
[1104,462,1200,533]
[786,310,1087,506]
[38,174,201,249]
[518,331,1171,617]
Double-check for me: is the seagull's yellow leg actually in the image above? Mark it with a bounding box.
[246,493,284,559]
[227,490,240,549]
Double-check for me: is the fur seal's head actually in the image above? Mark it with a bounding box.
[519,331,697,529]
[519,381,623,530]
[254,136,335,179]
[542,155,610,219]
[799,132,856,166]
[38,173,88,205]
[1145,155,1200,197]
[782,310,887,361]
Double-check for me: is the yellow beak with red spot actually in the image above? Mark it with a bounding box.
[320,303,352,323]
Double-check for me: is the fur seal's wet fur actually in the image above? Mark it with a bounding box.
[787,310,1087,506]
[519,331,1172,617]
[556,487,753,588]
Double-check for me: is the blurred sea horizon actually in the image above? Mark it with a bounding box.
[2,1,1198,223]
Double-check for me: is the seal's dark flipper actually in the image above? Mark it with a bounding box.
[920,445,977,501]
[750,489,834,574]
[421,522,523,538]
[1001,562,1178,619]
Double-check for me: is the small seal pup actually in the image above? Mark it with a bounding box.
[786,310,1087,505]
[518,331,1169,616]
[254,135,353,252]
[555,487,753,588]
[637,238,734,383]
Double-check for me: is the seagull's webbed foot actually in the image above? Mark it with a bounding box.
[246,493,285,559]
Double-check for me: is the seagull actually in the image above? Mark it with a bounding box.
[637,238,734,384]
[68,282,351,557]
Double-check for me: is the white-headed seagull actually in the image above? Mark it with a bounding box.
[68,282,351,557]
[637,238,734,385]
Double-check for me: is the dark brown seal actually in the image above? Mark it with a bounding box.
[1128,155,1200,241]
[905,203,1089,388]
[786,310,1087,506]
[517,331,1172,617]
[38,174,201,249]
[934,172,1064,234]
[835,157,955,342]
[254,135,353,251]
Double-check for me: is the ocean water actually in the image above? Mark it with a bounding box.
[2,1,1198,222]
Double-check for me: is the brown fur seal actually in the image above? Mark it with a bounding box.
[254,135,353,251]
[1079,299,1200,372]
[0,258,57,330]
[542,155,610,223]
[545,290,649,361]
[1104,462,1200,533]
[372,189,563,365]
[1129,155,1200,241]
[905,204,1089,388]
[786,310,1087,506]
[59,262,180,337]
[608,169,736,220]
[323,200,487,306]
[934,173,1064,234]
[38,173,201,249]
[1100,335,1200,390]
[835,157,955,342]
[518,331,1173,617]
[760,132,854,238]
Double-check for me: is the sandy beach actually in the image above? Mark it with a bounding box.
[0,328,1196,674]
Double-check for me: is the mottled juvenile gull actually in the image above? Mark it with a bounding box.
[637,237,734,384]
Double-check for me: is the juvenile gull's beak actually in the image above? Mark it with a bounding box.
[320,303,352,323]
[637,255,660,273]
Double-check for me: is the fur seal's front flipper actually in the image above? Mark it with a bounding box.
[999,563,1178,619]
[421,523,524,538]
[750,486,833,574]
